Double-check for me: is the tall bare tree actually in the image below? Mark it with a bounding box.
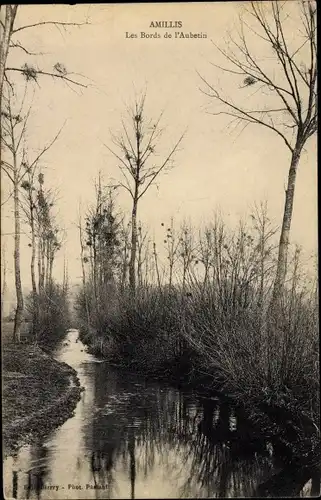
[20,168,62,336]
[1,93,62,341]
[200,0,317,306]
[1,94,28,342]
[20,160,40,330]
[77,204,91,331]
[162,218,180,289]
[105,94,184,293]
[35,174,61,291]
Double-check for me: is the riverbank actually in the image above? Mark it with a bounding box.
[87,340,320,480]
[163,364,320,474]
[2,343,83,458]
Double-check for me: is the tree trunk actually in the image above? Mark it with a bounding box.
[30,199,38,336]
[37,236,45,335]
[13,173,24,343]
[129,194,138,294]
[271,146,302,307]
[38,239,43,292]
[120,243,128,293]
[41,240,45,290]
[63,258,68,294]
[49,255,54,288]
[153,242,161,291]
[1,244,7,322]
[30,210,37,297]
[45,238,50,288]
[169,262,174,289]
[137,239,143,289]
[79,223,91,330]
[0,6,16,109]
[92,237,100,316]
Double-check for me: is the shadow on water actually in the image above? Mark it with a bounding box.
[3,330,319,498]
[7,438,51,500]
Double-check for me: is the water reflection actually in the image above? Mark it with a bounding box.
[3,330,318,498]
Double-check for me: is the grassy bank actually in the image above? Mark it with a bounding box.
[2,344,82,458]
[77,284,319,469]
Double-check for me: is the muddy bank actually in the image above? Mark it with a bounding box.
[2,344,83,458]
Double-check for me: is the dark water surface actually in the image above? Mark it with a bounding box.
[3,330,317,499]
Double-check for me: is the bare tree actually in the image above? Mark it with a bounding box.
[1,93,62,341]
[77,204,91,332]
[178,221,197,291]
[198,226,213,293]
[20,169,62,337]
[152,241,162,291]
[162,218,180,289]
[105,94,184,293]
[20,160,39,331]
[1,94,28,342]
[200,0,317,306]
[250,201,278,315]
[36,176,61,291]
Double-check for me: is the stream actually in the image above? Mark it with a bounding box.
[3,329,318,498]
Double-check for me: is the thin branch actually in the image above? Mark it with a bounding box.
[140,113,164,162]
[121,120,137,160]
[138,133,185,200]
[12,20,89,35]
[18,123,66,183]
[6,67,88,88]
[111,181,134,199]
[1,190,14,206]
[103,142,133,176]
[9,42,44,56]
[16,103,33,154]
[3,73,15,95]
[1,164,14,183]
[198,72,294,152]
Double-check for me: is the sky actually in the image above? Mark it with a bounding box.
[1,2,318,299]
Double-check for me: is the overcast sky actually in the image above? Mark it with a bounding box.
[1,2,317,295]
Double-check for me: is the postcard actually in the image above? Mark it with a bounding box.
[1,2,319,499]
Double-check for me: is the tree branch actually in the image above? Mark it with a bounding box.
[6,67,88,88]
[1,189,14,206]
[9,41,44,56]
[18,123,65,184]
[1,163,14,183]
[199,72,294,152]
[138,133,185,200]
[12,20,89,35]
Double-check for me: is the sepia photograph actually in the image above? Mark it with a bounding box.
[1,2,319,498]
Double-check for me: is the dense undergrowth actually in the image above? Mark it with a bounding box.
[75,208,320,466]
[24,282,72,349]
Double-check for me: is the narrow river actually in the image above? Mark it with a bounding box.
[3,329,316,498]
